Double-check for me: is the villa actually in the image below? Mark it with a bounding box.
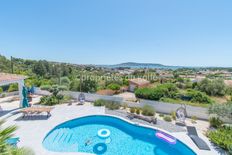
[0,73,224,155]
[128,78,150,92]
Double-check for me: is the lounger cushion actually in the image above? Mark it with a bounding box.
[187,126,198,136]
[189,135,211,150]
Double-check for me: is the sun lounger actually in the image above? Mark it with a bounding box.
[187,126,198,136]
[21,107,53,118]
[186,126,210,150]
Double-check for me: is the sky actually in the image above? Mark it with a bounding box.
[0,0,232,67]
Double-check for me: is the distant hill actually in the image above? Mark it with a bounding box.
[98,62,183,69]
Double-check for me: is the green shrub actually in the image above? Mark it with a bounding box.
[208,126,232,151]
[58,85,68,91]
[62,95,72,103]
[135,83,178,101]
[40,96,48,104]
[136,108,141,114]
[60,77,71,88]
[141,105,155,116]
[70,79,80,91]
[105,101,121,110]
[171,111,176,120]
[8,83,18,92]
[135,87,156,100]
[159,114,164,117]
[40,85,52,91]
[229,146,232,155]
[93,99,120,110]
[122,103,128,109]
[0,87,3,94]
[40,86,65,105]
[81,79,97,93]
[163,115,172,122]
[186,89,212,104]
[209,117,223,128]
[209,103,232,120]
[40,96,59,106]
[130,107,136,113]
[0,93,6,98]
[191,116,197,124]
[93,99,106,106]
[107,83,120,90]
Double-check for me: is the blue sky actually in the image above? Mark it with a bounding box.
[0,0,232,67]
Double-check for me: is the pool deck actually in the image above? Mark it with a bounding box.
[1,102,223,155]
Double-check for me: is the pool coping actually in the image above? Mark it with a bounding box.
[45,114,216,155]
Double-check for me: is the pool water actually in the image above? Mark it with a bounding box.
[43,115,196,155]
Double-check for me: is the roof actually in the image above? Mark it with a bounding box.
[0,73,26,85]
[129,78,150,86]
[96,89,115,96]
[224,80,232,87]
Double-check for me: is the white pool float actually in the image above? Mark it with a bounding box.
[98,129,111,139]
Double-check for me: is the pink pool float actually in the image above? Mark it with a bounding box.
[155,131,176,144]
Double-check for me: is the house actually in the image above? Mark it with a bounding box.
[0,73,27,107]
[190,75,206,82]
[128,78,150,92]
[224,80,232,87]
[96,89,115,96]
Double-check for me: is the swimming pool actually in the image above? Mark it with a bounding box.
[43,115,196,155]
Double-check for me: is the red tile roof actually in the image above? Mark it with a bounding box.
[96,89,116,96]
[0,73,26,84]
[128,78,150,86]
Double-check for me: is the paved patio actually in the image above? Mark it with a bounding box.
[2,103,104,155]
[0,97,223,155]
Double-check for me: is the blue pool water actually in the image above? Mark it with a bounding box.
[43,115,196,155]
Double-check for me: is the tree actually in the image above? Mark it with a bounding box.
[70,79,80,91]
[0,55,11,72]
[81,79,97,93]
[186,89,212,104]
[32,61,46,76]
[60,77,71,88]
[197,78,226,96]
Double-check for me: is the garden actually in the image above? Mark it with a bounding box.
[208,102,232,154]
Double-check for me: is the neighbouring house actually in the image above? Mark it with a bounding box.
[159,73,174,78]
[96,89,116,96]
[224,80,232,87]
[128,78,150,92]
[120,86,129,92]
[190,75,206,82]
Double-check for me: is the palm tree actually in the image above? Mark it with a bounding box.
[0,119,34,155]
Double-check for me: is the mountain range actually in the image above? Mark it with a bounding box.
[98,62,183,69]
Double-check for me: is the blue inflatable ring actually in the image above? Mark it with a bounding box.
[93,143,107,154]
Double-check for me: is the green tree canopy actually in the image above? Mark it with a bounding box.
[60,76,71,88]
[197,78,226,96]
[80,79,97,93]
